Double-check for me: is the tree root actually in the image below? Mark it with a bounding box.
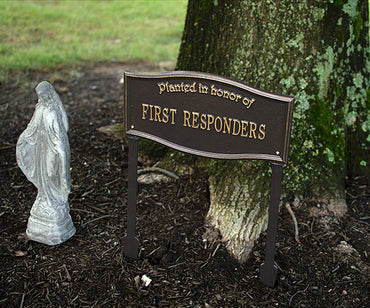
[285,203,300,243]
[137,167,179,180]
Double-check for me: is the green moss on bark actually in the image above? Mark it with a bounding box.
[177,0,369,197]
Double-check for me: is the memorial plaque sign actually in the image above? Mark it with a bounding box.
[123,71,294,287]
[124,71,293,162]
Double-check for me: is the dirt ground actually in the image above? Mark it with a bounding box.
[0,62,369,307]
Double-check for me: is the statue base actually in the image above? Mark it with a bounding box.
[26,198,76,245]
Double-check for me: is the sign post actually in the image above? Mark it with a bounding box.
[123,71,294,287]
[260,162,283,287]
[122,136,139,258]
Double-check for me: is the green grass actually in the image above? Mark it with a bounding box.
[0,0,187,80]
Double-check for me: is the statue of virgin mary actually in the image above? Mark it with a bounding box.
[16,81,75,245]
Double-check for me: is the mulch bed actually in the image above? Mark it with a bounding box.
[0,62,369,307]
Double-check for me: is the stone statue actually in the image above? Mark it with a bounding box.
[16,81,75,245]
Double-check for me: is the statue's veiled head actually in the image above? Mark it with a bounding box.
[35,81,57,107]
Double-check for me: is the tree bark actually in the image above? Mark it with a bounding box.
[176,0,369,262]
[206,161,271,262]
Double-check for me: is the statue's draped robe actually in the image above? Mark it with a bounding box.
[16,102,70,219]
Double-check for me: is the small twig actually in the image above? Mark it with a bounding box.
[285,203,300,243]
[46,288,52,305]
[70,208,96,215]
[147,246,161,257]
[212,242,221,257]
[168,262,186,269]
[80,215,112,227]
[200,241,221,268]
[101,245,116,257]
[63,264,71,281]
[70,295,79,305]
[289,284,309,305]
[104,178,121,186]
[19,282,27,308]
[0,145,15,150]
[19,293,25,308]
[137,167,179,180]
[244,292,254,300]
[80,203,107,214]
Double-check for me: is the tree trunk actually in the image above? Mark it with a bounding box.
[206,161,271,262]
[176,0,369,262]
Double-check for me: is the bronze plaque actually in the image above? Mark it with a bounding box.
[124,71,293,163]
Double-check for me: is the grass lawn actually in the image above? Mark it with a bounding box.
[0,0,187,81]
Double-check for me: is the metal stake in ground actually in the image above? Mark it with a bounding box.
[260,162,283,287]
[123,136,139,258]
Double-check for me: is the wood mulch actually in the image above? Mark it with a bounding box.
[0,62,369,307]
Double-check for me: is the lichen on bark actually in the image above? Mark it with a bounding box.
[174,0,370,262]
